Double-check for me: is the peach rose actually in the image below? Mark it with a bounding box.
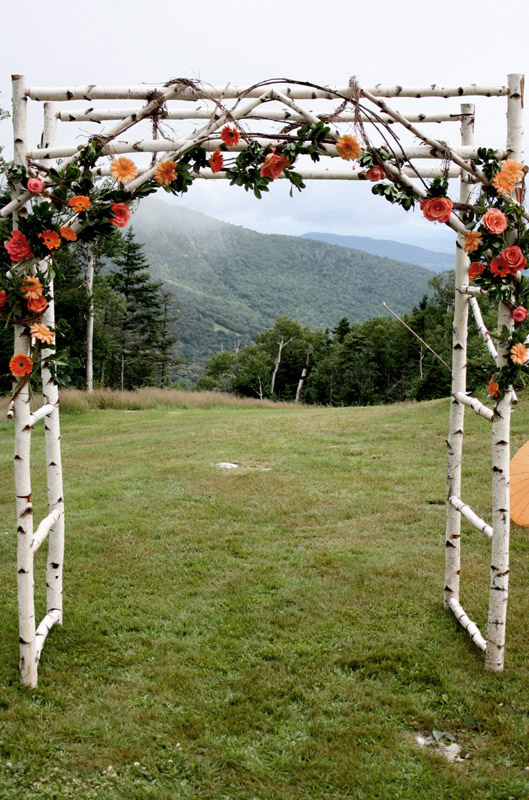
[512,306,528,323]
[4,230,34,262]
[496,245,527,275]
[260,152,290,180]
[481,208,508,234]
[420,197,453,223]
[365,165,385,182]
[27,295,48,314]
[27,177,44,194]
[110,202,130,228]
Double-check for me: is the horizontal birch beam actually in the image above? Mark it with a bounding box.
[57,108,470,124]
[459,286,489,297]
[448,495,493,538]
[448,597,487,651]
[31,509,61,554]
[92,165,463,181]
[28,140,503,161]
[29,403,55,426]
[35,609,62,661]
[453,392,494,421]
[469,297,498,360]
[27,83,510,102]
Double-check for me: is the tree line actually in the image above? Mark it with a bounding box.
[197,271,496,405]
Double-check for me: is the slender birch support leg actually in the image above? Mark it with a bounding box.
[41,282,65,627]
[86,247,95,393]
[14,326,38,687]
[484,74,524,672]
[444,104,474,609]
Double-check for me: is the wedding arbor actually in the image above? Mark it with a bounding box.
[1,73,525,685]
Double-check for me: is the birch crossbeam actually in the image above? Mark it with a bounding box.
[453,392,494,421]
[448,496,493,538]
[469,297,498,360]
[448,598,487,651]
[29,403,55,427]
[35,609,62,661]
[31,509,61,554]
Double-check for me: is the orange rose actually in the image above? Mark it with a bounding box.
[4,230,34,262]
[420,197,453,223]
[260,152,290,180]
[110,202,130,228]
[481,208,508,234]
[365,165,385,182]
[491,246,527,277]
[27,295,48,314]
[512,306,528,323]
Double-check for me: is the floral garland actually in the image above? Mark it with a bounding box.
[1,121,527,404]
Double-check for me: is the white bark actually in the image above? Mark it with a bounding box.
[86,248,95,393]
[453,392,494,422]
[448,598,487,651]
[444,104,475,610]
[295,350,311,403]
[485,74,524,673]
[29,403,55,426]
[469,297,498,360]
[26,82,509,102]
[270,337,294,396]
[448,496,493,539]
[93,165,463,180]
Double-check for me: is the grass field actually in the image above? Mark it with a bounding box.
[1,390,529,799]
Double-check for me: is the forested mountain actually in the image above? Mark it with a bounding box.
[131,199,435,362]
[300,232,455,272]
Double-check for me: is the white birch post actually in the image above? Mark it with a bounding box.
[485,74,524,672]
[86,247,95,392]
[11,74,38,687]
[444,104,475,609]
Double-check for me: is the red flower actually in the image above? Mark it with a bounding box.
[0,290,7,308]
[490,257,510,277]
[420,197,453,223]
[27,295,48,314]
[209,150,223,174]
[110,202,130,228]
[220,126,240,147]
[9,353,33,377]
[481,208,508,234]
[512,306,528,323]
[260,151,290,180]
[489,380,500,399]
[365,165,385,182]
[490,246,526,277]
[468,262,485,281]
[27,177,44,194]
[4,230,34,262]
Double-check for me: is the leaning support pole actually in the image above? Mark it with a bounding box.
[444,104,475,609]
[485,74,524,672]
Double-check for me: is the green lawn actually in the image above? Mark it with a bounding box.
[1,393,529,799]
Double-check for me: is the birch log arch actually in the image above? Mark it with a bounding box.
[1,73,526,686]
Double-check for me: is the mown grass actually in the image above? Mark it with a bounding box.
[0,391,529,798]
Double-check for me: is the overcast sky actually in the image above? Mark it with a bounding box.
[2,0,528,252]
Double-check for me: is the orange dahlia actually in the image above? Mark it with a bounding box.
[110,157,138,183]
[68,195,91,212]
[30,323,55,344]
[336,135,362,161]
[59,226,77,241]
[21,276,44,300]
[209,150,223,173]
[9,353,33,377]
[39,230,61,250]
[463,231,482,254]
[154,160,177,186]
[220,126,240,147]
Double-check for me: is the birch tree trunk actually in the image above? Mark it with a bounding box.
[444,104,475,609]
[295,349,311,403]
[85,247,95,392]
[485,74,524,672]
[270,337,294,397]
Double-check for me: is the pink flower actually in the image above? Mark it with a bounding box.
[512,306,528,323]
[4,230,34,262]
[365,165,385,182]
[481,208,508,234]
[110,202,130,228]
[27,177,44,194]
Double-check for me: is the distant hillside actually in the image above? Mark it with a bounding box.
[301,232,454,272]
[130,199,435,363]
